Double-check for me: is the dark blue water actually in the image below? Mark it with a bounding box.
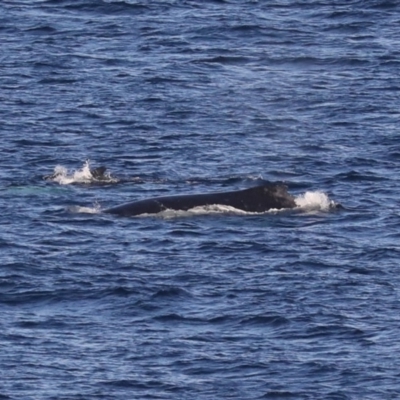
[2,1,400,398]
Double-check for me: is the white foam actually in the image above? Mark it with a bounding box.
[136,204,284,219]
[295,191,332,211]
[69,203,102,214]
[47,160,117,185]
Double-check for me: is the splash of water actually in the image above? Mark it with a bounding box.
[47,160,116,185]
[69,205,102,214]
[295,191,332,211]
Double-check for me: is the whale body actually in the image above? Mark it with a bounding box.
[104,183,296,217]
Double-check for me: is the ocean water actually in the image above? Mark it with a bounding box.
[1,1,400,399]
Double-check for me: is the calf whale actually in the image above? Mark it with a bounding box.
[104,183,297,217]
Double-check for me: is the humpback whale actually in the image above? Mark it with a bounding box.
[89,166,108,180]
[104,183,296,217]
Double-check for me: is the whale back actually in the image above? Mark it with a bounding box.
[104,183,296,216]
[227,184,296,212]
